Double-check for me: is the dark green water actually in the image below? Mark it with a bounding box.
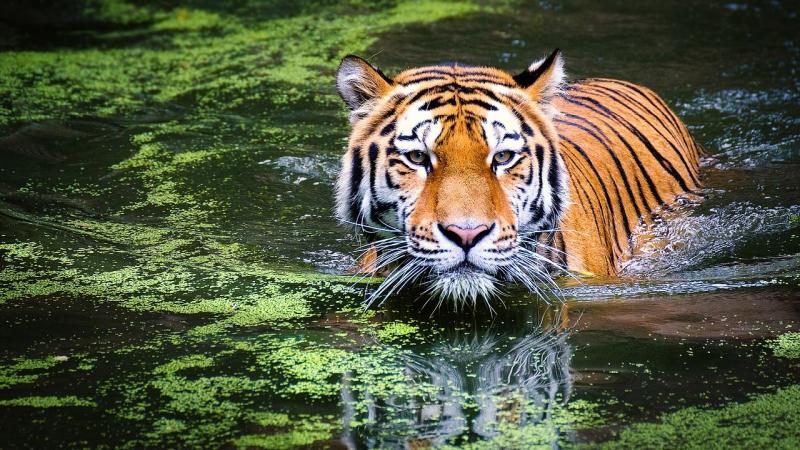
[1,0,799,448]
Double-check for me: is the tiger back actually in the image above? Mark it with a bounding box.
[552,78,701,275]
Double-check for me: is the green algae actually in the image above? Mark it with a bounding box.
[592,385,800,450]
[375,321,420,342]
[144,418,188,440]
[0,226,361,327]
[0,396,95,408]
[0,242,73,266]
[153,354,215,375]
[151,375,268,415]
[151,8,232,32]
[265,343,353,400]
[85,332,355,448]
[84,0,154,25]
[0,356,63,390]
[0,0,491,126]
[233,412,337,449]
[124,365,271,446]
[770,332,800,359]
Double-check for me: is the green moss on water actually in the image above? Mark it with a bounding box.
[591,385,800,450]
[0,242,73,265]
[0,356,63,389]
[771,332,800,359]
[265,343,353,399]
[145,418,187,438]
[232,426,335,449]
[129,368,272,446]
[0,224,361,327]
[375,321,419,342]
[154,355,214,375]
[84,0,154,25]
[248,411,293,427]
[151,375,268,415]
[0,396,95,408]
[231,411,338,449]
[152,8,232,32]
[0,1,491,126]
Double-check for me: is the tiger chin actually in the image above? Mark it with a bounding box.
[334,49,701,308]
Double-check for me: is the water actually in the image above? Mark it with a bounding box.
[0,0,798,448]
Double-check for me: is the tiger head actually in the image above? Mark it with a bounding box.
[335,50,569,306]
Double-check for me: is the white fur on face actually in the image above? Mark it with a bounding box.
[526,52,566,119]
[428,268,500,308]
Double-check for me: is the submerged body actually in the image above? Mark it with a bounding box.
[335,51,701,304]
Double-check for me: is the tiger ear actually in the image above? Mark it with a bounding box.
[513,49,565,108]
[336,55,393,117]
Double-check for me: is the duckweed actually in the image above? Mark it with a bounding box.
[0,396,96,408]
[153,354,215,375]
[3,0,797,448]
[233,413,338,449]
[0,0,491,126]
[375,321,420,342]
[771,332,800,359]
[0,357,63,390]
[593,385,800,449]
[442,398,605,450]
[265,344,353,399]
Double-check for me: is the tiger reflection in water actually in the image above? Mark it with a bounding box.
[338,307,573,448]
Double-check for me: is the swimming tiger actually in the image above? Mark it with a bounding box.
[334,49,701,305]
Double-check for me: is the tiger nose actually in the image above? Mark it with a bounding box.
[438,223,493,250]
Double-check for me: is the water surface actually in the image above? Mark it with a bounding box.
[0,0,798,448]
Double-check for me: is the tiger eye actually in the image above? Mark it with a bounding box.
[407,151,428,165]
[493,151,514,165]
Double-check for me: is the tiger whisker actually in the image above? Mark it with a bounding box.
[364,260,424,309]
[517,244,582,285]
[341,219,401,234]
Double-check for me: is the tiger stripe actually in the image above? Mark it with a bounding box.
[555,79,700,273]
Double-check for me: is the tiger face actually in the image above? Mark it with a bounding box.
[335,50,569,306]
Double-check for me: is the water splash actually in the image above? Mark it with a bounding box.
[623,201,800,278]
[678,88,800,169]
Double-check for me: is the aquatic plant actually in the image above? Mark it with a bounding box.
[593,385,800,450]
[771,332,800,360]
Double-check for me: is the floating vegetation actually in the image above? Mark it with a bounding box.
[0,356,63,390]
[771,332,800,360]
[0,396,96,408]
[2,0,800,448]
[594,385,800,450]
[232,413,338,449]
[0,0,489,126]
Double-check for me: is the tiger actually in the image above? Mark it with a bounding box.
[334,49,701,306]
